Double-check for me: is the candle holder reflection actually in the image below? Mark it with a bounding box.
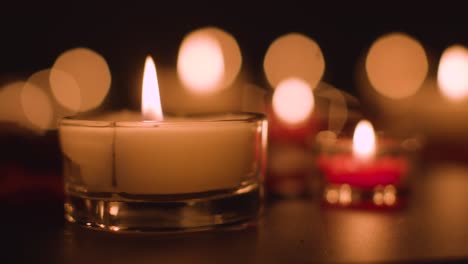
[314,125,421,209]
[59,112,267,232]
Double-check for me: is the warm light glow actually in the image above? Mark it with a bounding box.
[0,82,25,126]
[142,56,163,121]
[51,47,111,112]
[20,82,53,131]
[437,45,468,101]
[27,69,79,129]
[366,32,428,99]
[178,34,224,93]
[353,120,376,159]
[272,78,314,125]
[264,33,325,89]
[325,187,339,204]
[49,69,81,112]
[109,205,119,216]
[383,185,397,205]
[177,27,241,94]
[373,191,384,206]
[339,184,352,205]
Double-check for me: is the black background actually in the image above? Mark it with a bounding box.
[1,3,468,109]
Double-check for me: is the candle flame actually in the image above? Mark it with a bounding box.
[142,56,163,121]
[437,45,468,101]
[353,120,376,159]
[272,78,314,125]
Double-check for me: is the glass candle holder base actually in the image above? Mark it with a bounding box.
[322,183,406,209]
[64,183,261,233]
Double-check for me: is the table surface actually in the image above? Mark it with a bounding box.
[5,163,468,264]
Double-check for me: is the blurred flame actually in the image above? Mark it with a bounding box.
[373,191,384,205]
[177,27,241,95]
[272,78,314,125]
[51,47,111,112]
[264,33,325,89]
[109,205,119,216]
[437,45,468,101]
[353,120,376,159]
[20,82,53,131]
[365,32,428,99]
[142,56,163,121]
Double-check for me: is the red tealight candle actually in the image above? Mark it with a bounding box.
[318,152,408,189]
[266,78,321,197]
[317,120,413,207]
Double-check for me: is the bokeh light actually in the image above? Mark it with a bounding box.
[0,81,27,127]
[437,45,468,101]
[20,81,53,131]
[49,69,81,112]
[353,120,376,159]
[264,33,325,89]
[365,32,428,99]
[272,78,314,125]
[51,47,111,112]
[26,69,80,129]
[177,27,241,95]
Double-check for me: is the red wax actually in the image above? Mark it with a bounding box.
[317,154,408,189]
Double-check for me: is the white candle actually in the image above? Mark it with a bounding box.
[59,56,266,194]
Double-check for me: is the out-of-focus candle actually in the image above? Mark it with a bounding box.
[266,78,321,197]
[318,120,407,189]
[315,120,418,207]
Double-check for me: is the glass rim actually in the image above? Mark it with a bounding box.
[59,111,267,128]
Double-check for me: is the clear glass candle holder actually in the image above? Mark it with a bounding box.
[59,112,267,232]
[314,131,422,208]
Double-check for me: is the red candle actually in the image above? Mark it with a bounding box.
[266,78,321,197]
[317,120,408,190]
[318,153,408,189]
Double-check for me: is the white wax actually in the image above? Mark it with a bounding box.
[59,111,263,194]
[60,123,114,191]
[115,122,256,194]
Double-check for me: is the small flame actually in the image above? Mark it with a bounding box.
[272,78,314,125]
[353,120,376,159]
[437,45,468,101]
[142,56,163,121]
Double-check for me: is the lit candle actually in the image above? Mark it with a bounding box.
[58,56,267,231]
[316,120,414,206]
[266,78,320,197]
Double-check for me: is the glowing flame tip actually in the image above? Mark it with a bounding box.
[142,56,163,121]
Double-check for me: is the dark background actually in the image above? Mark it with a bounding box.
[1,3,468,109]
[3,4,468,263]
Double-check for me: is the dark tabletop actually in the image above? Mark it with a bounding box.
[4,163,468,264]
